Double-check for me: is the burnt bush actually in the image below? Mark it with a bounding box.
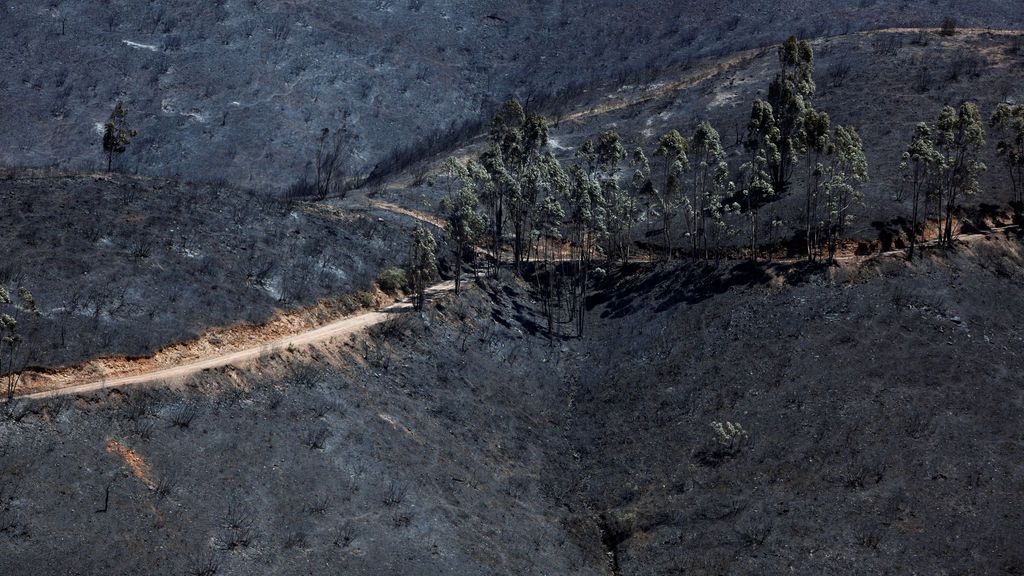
[303,426,330,450]
[940,17,957,36]
[168,402,199,428]
[827,60,852,88]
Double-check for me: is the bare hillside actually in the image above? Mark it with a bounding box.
[2,1,1022,188]
[2,234,1022,574]
[0,172,417,367]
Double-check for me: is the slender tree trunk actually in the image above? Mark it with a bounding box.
[1009,166,1020,204]
[750,208,758,262]
[804,156,817,261]
[944,189,956,246]
[454,244,463,295]
[909,184,920,260]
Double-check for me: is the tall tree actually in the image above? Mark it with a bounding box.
[652,130,689,260]
[464,159,497,272]
[990,103,1024,204]
[590,131,634,263]
[689,121,733,259]
[934,103,986,246]
[481,99,550,270]
[621,147,651,263]
[409,226,438,311]
[743,100,781,261]
[739,148,776,261]
[535,181,568,337]
[900,123,943,259]
[748,37,816,197]
[798,108,832,260]
[565,163,604,336]
[102,101,137,172]
[821,125,868,261]
[439,159,485,295]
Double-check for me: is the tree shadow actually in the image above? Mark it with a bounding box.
[591,259,826,319]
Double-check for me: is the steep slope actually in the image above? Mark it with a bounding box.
[0,285,596,575]
[2,1,1022,188]
[3,233,1022,574]
[567,234,1024,574]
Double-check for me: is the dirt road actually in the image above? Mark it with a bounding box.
[16,280,455,401]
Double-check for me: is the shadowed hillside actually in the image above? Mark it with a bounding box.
[2,234,1022,574]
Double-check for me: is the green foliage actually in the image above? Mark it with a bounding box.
[739,146,778,260]
[688,121,735,259]
[650,129,689,258]
[440,159,486,293]
[821,125,868,259]
[749,36,816,196]
[934,103,986,245]
[102,101,137,172]
[409,226,438,310]
[900,123,943,258]
[481,98,552,269]
[376,267,408,294]
[989,103,1024,203]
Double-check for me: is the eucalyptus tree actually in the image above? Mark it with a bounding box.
[439,159,485,295]
[739,149,776,261]
[900,123,943,259]
[798,108,832,260]
[535,178,568,337]
[1,286,38,402]
[481,99,550,269]
[589,131,635,262]
[821,125,868,261]
[623,147,652,263]
[934,103,986,246]
[748,37,816,197]
[651,130,689,260]
[743,100,781,261]
[409,226,438,311]
[564,162,604,336]
[689,121,734,259]
[314,126,347,200]
[464,159,496,271]
[990,103,1024,204]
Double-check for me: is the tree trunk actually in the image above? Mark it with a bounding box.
[909,187,920,260]
[944,192,956,246]
[663,214,673,261]
[454,245,463,295]
[750,210,758,262]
